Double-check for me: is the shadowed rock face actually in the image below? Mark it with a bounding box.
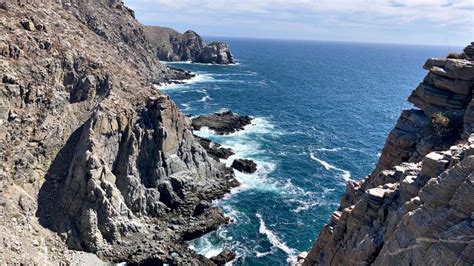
[302,43,474,266]
[0,1,237,264]
[144,26,235,64]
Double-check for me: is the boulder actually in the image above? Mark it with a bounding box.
[231,159,257,174]
[210,250,236,265]
[192,111,253,135]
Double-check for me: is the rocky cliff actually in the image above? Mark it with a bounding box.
[143,26,235,64]
[0,0,236,264]
[302,43,474,265]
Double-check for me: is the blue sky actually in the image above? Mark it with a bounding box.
[124,0,473,46]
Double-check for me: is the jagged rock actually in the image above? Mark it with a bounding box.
[304,45,474,266]
[199,42,234,64]
[194,135,235,160]
[192,111,253,135]
[144,26,235,64]
[210,250,236,265]
[231,159,257,174]
[0,1,237,264]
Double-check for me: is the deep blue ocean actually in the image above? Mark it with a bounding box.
[159,39,461,265]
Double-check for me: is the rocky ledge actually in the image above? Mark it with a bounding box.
[144,26,235,64]
[302,43,474,265]
[192,111,253,135]
[194,135,235,161]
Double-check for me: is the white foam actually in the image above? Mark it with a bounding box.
[256,214,297,263]
[313,147,359,152]
[161,61,240,66]
[193,118,282,194]
[255,251,273,258]
[189,238,223,258]
[309,153,352,181]
[199,95,213,102]
[154,73,215,91]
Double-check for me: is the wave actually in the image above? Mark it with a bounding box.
[313,147,360,152]
[161,61,240,66]
[180,103,191,111]
[256,214,297,263]
[199,95,213,102]
[154,73,215,91]
[309,153,351,181]
[193,117,282,193]
[188,237,223,258]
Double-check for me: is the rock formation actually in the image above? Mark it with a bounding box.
[231,159,258,174]
[194,135,235,161]
[303,43,474,265]
[144,26,235,64]
[192,111,253,135]
[0,0,237,264]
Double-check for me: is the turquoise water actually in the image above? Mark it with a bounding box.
[159,39,460,264]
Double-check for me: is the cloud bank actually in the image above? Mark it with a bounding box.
[124,0,473,46]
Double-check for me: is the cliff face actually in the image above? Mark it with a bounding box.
[0,1,235,264]
[143,26,235,64]
[303,44,474,265]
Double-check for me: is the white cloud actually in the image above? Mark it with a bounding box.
[124,0,473,45]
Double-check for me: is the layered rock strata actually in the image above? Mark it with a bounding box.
[303,43,474,265]
[144,26,235,64]
[0,1,236,264]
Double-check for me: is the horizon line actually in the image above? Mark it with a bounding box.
[200,35,467,49]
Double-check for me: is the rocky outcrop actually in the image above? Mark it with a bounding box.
[231,159,258,174]
[144,26,235,64]
[0,1,237,264]
[194,135,235,161]
[192,111,253,135]
[303,44,474,265]
[210,250,237,265]
[199,42,234,64]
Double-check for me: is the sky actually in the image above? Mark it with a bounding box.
[123,0,473,46]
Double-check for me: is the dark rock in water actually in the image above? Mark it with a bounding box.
[192,111,253,135]
[143,26,235,64]
[231,159,257,174]
[194,135,235,160]
[199,42,234,64]
[210,250,237,265]
[181,208,229,241]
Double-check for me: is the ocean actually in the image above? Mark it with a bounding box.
[158,39,461,265]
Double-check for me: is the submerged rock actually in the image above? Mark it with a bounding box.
[231,159,257,174]
[192,111,253,135]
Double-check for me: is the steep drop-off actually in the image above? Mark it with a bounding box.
[303,44,474,265]
[0,0,236,264]
[143,26,235,64]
